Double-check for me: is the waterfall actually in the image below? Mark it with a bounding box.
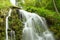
[6,0,16,40]
[6,9,16,40]
[6,9,12,40]
[10,30,16,40]
[6,9,55,40]
[19,10,55,40]
[10,0,17,6]
[5,0,55,40]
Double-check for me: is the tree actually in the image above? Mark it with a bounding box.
[53,0,59,14]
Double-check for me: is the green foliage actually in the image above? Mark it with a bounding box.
[0,0,11,8]
[23,0,60,12]
[24,0,35,6]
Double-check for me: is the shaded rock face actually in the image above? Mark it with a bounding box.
[0,8,23,40]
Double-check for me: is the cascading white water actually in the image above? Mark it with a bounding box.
[10,30,16,40]
[19,10,55,40]
[6,9,12,40]
[6,0,16,40]
[10,0,16,6]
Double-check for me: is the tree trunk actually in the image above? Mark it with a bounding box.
[53,0,59,14]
